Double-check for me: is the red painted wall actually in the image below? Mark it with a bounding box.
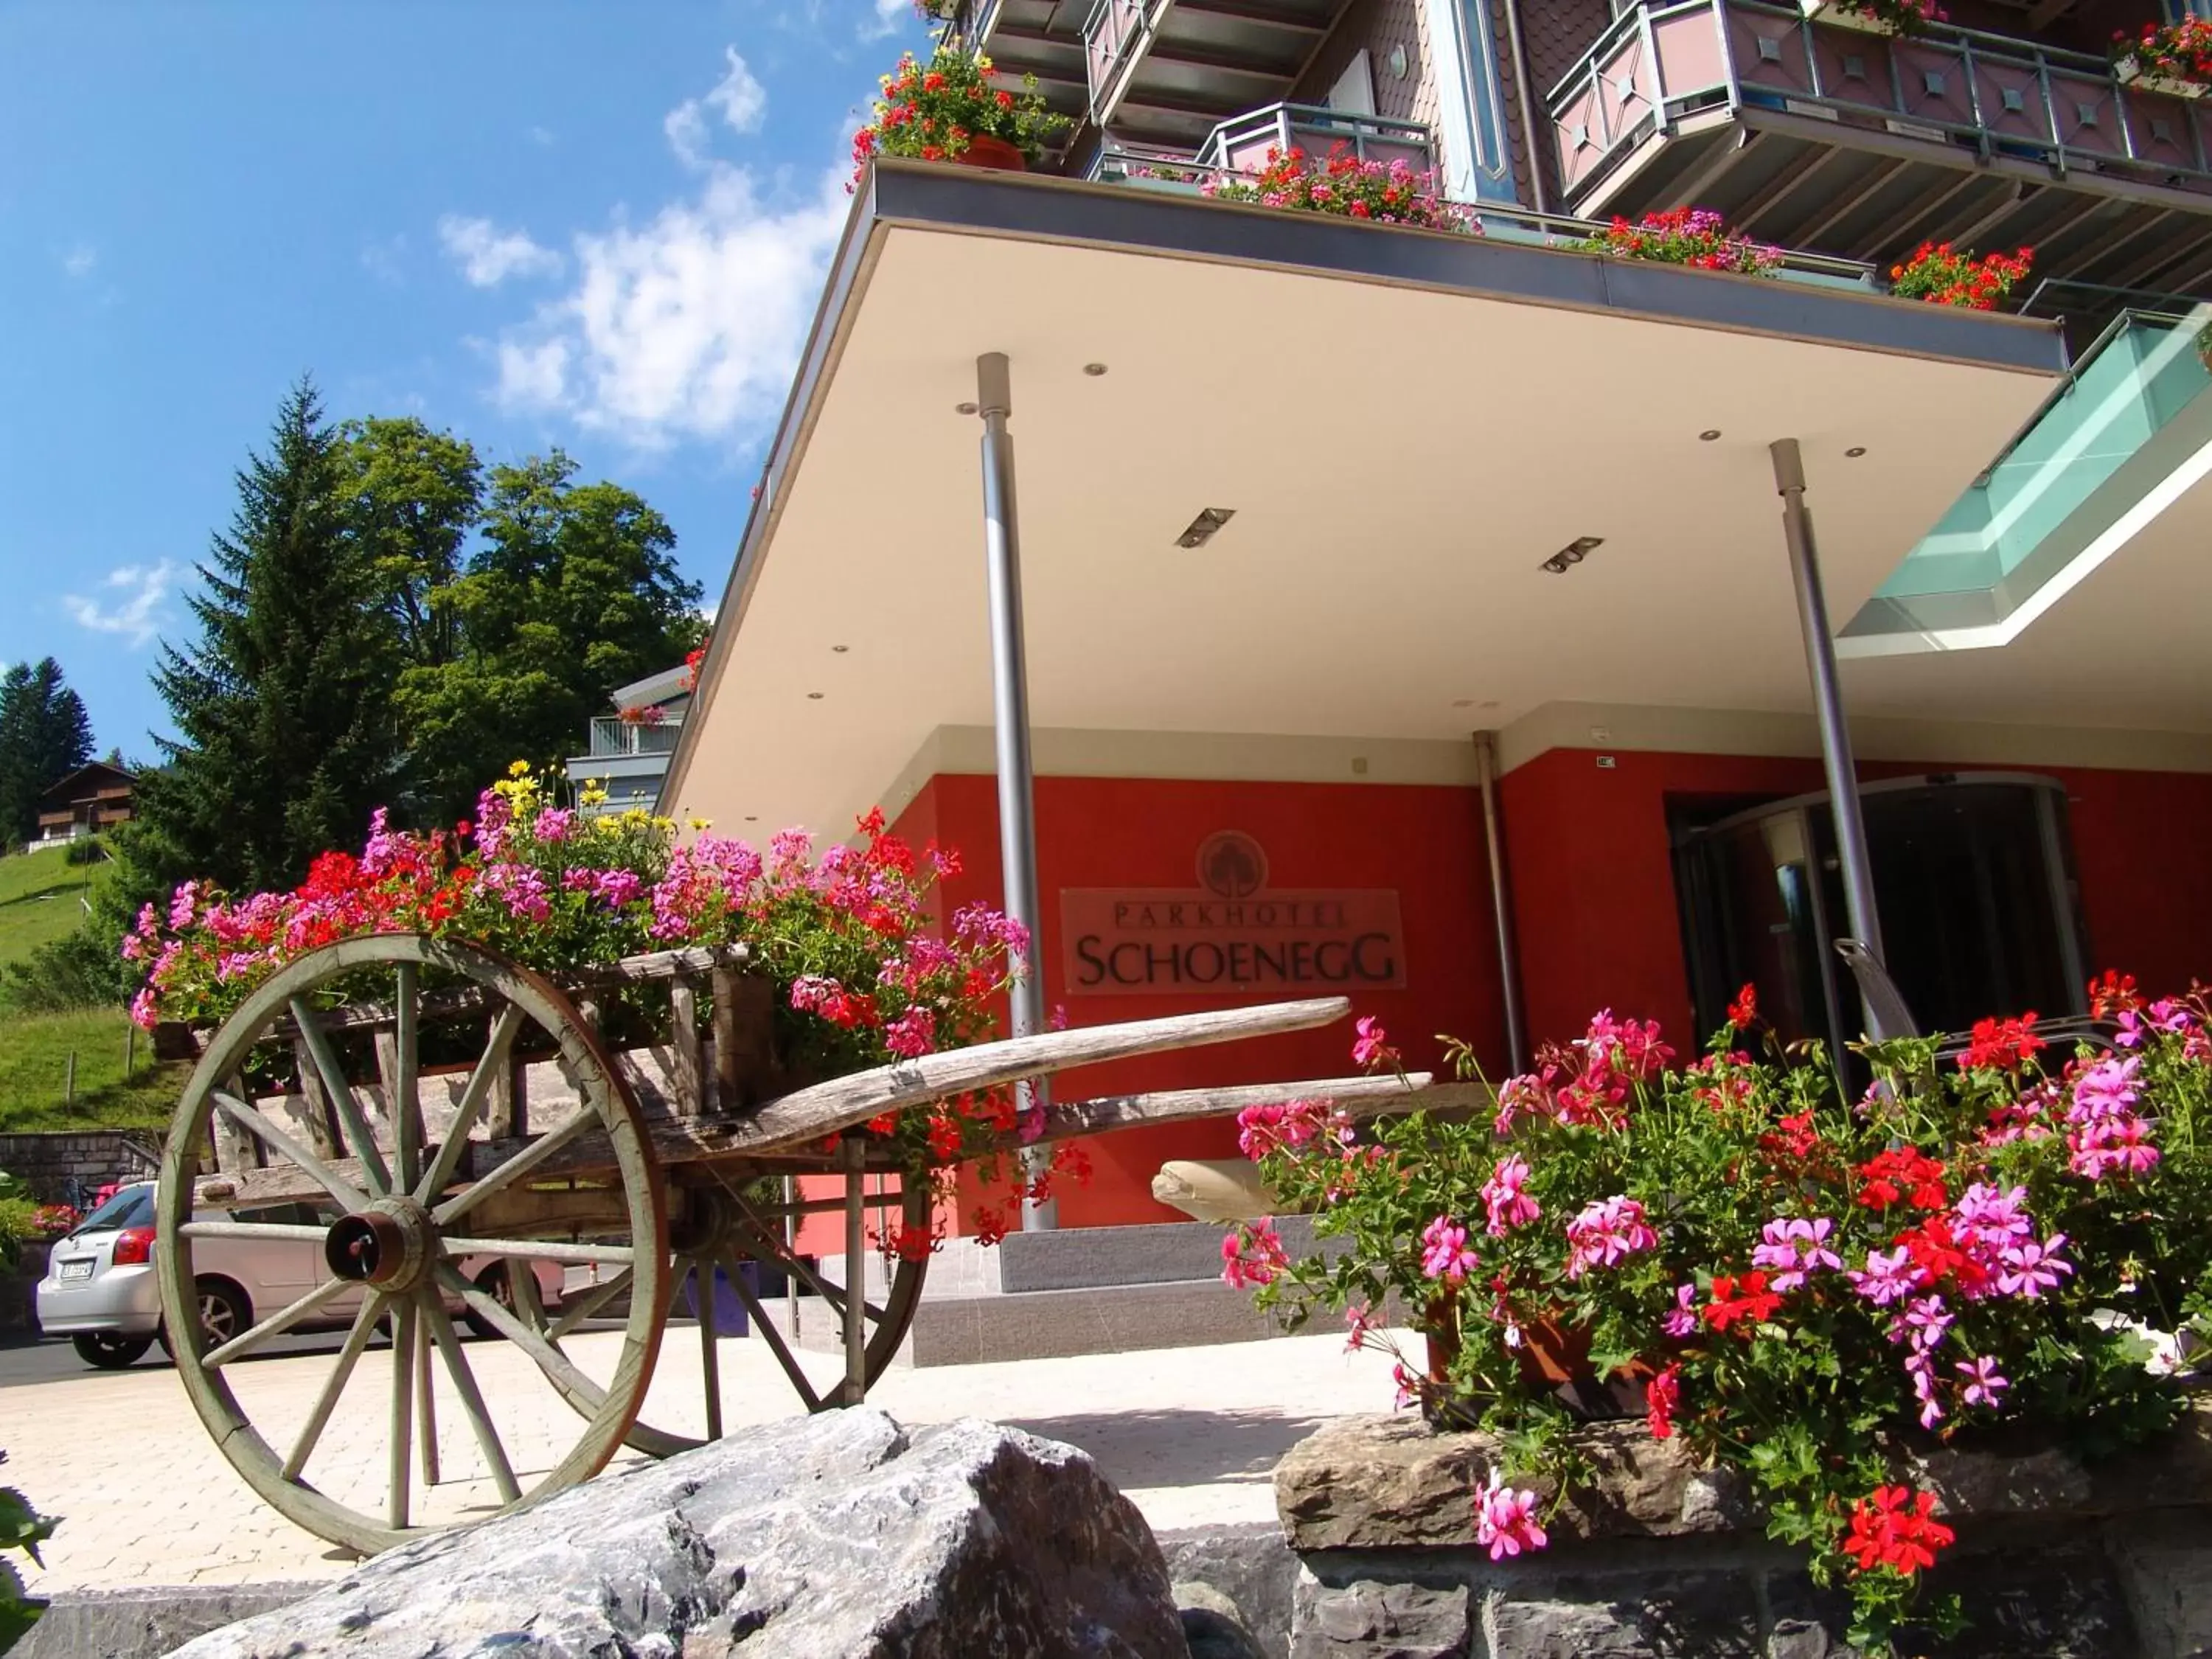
[1496,747,2212,1047]
[892,771,1504,1234]
[797,749,2212,1248]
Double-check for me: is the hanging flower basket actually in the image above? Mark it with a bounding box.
[850,46,1069,187]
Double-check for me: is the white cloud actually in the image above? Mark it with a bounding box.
[490,164,847,449]
[60,245,97,278]
[64,561,178,649]
[860,0,906,41]
[437,215,564,287]
[665,48,768,167]
[529,125,556,147]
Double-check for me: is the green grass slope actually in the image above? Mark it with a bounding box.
[0,846,182,1135]
[0,846,100,970]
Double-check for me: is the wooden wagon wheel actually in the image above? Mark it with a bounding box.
[153,934,669,1557]
[521,1152,933,1455]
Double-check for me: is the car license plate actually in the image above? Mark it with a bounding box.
[58,1259,94,1281]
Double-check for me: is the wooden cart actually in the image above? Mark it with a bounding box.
[153,933,1426,1554]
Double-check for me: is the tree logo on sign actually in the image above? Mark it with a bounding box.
[1195,831,1269,900]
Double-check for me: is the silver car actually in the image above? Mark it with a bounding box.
[37,1181,562,1370]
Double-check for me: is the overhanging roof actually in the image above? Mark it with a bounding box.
[662,161,2067,836]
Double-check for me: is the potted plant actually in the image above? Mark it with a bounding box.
[1224,978,2212,1652]
[1887,241,2032,309]
[616,703,667,727]
[851,47,1070,184]
[1201,145,1477,233]
[1580,206,1780,275]
[1798,0,1945,37]
[2113,16,2212,98]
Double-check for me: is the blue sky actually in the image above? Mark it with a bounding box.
[0,1,918,760]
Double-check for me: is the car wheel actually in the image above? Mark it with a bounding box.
[159,1278,252,1355]
[72,1332,155,1369]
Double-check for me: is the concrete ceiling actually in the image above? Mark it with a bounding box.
[669,215,2079,835]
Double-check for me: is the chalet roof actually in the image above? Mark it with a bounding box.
[36,760,136,807]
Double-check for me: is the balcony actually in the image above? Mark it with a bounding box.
[1082,0,1351,147]
[956,0,1091,129]
[586,716,683,759]
[1546,0,2212,301]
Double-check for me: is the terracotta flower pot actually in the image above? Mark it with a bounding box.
[954,133,1027,173]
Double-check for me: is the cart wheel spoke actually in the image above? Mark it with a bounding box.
[291,998,392,1197]
[441,1237,632,1267]
[695,1259,723,1442]
[204,1276,354,1368]
[413,1004,526,1206]
[392,964,421,1194]
[433,1260,605,1405]
[421,1287,520,1506]
[389,1298,417,1531]
[723,1251,821,1413]
[283,1292,386,1481]
[210,1093,366,1213]
[546,1267,633,1340]
[433,1107,598,1227]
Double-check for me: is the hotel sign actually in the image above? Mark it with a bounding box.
[1061,831,1406,996]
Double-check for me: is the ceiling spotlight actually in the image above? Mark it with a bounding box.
[745,815,759,822]
[1846,445,1868,458]
[1542,535,1603,574]
[831,644,849,653]
[807,691,825,700]
[1082,362,1108,377]
[1175,507,1236,549]
[1699,429,1722,442]
[955,400,978,415]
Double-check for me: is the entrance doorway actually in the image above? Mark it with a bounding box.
[1674,774,2090,1057]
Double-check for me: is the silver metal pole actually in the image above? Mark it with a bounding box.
[1771,438,1888,1036]
[1471,731,1529,1074]
[975,352,1057,1231]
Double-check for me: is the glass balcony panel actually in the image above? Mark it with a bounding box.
[587,715,684,757]
[1843,299,2212,644]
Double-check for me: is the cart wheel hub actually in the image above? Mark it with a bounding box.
[324,1197,436,1292]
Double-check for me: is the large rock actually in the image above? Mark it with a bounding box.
[169,1408,1187,1658]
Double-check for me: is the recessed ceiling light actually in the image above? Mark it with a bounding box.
[1451,698,1474,709]
[1846,446,1868,458]
[1082,362,1108,377]
[1699,429,1722,442]
[1542,535,1603,574]
[955,400,978,415]
[1175,507,1236,549]
[745,815,758,822]
[831,644,849,653]
[807,691,824,700]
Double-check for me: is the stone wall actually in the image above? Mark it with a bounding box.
[0,1130,160,1206]
[1273,1407,2212,1657]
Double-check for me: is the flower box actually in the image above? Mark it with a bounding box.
[2117,58,2208,100]
[1798,0,1894,36]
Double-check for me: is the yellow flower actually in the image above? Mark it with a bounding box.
[688,816,712,832]
[508,759,532,778]
[579,782,610,808]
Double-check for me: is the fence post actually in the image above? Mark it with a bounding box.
[64,1051,76,1106]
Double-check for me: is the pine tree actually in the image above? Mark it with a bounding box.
[133,380,404,894]
[0,658,96,846]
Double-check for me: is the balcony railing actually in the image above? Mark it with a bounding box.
[587,716,683,758]
[1195,103,1436,176]
[1548,0,2212,209]
[1088,130,1876,288]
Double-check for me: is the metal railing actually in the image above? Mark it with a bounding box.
[1196,102,1439,174]
[1083,0,1151,124]
[586,717,684,757]
[1088,141,1877,285]
[1546,0,2212,206]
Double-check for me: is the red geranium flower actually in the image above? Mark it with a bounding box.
[1703,1272,1782,1333]
[1728,983,1758,1029]
[1958,1012,2045,1072]
[1855,1148,1949,1210]
[1842,1486,1955,1577]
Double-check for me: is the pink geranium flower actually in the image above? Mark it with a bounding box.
[1420,1216,1479,1283]
[1564,1195,1657,1279]
[1481,1155,1541,1237]
[1475,1472,1549,1560]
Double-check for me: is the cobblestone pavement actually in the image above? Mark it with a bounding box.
[10,1325,1413,1593]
